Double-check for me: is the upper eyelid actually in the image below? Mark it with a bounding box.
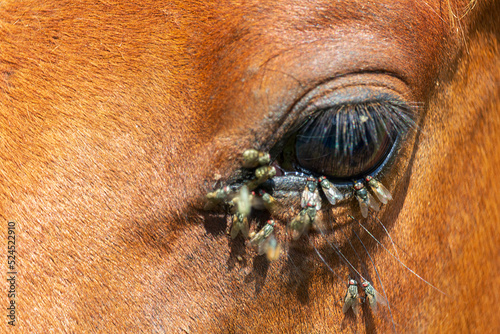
[292,98,418,138]
[263,73,417,150]
[271,98,418,177]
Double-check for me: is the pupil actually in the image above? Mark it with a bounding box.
[295,105,394,179]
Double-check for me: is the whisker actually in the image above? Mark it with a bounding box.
[371,215,401,261]
[355,216,448,296]
[336,222,367,274]
[367,215,417,265]
[315,222,364,280]
[283,242,304,279]
[309,236,344,282]
[350,216,396,333]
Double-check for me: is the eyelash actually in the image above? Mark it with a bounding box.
[301,100,417,156]
[273,98,418,182]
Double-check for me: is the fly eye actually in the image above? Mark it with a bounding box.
[274,99,416,181]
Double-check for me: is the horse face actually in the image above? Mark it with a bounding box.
[1,0,498,332]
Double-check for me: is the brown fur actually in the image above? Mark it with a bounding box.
[0,0,498,332]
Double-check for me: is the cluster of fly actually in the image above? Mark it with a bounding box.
[201,99,448,331]
[342,279,388,316]
[203,148,398,316]
[204,149,281,261]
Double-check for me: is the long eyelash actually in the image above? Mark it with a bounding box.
[296,100,419,160]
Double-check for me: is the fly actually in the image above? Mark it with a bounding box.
[230,186,251,239]
[342,279,360,315]
[204,185,232,211]
[361,280,387,313]
[264,234,281,262]
[318,176,343,205]
[365,176,393,204]
[354,181,380,218]
[301,177,321,210]
[258,189,278,214]
[242,149,271,168]
[250,220,278,258]
[230,212,249,239]
[290,179,321,240]
[246,166,276,190]
[288,207,316,240]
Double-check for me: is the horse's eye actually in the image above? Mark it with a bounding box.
[273,97,416,182]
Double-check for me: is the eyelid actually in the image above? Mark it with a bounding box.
[264,79,419,198]
[298,84,416,122]
[220,74,419,202]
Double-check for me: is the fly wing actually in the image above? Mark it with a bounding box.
[257,226,275,255]
[289,211,311,240]
[342,292,355,314]
[237,186,251,216]
[367,294,378,312]
[342,298,353,314]
[312,210,327,232]
[323,185,343,205]
[371,183,392,204]
[257,236,268,255]
[366,192,380,212]
[352,298,360,316]
[372,188,388,204]
[342,291,360,315]
[357,196,369,218]
[250,230,264,247]
[230,221,240,239]
[265,235,281,261]
[301,189,310,208]
[367,288,387,313]
[313,190,322,210]
[373,288,388,308]
[380,183,393,201]
[240,217,249,239]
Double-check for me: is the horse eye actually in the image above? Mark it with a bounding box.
[274,100,416,181]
